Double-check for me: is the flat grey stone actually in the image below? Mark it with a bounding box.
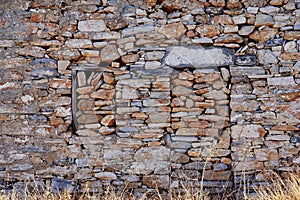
[122,24,155,37]
[163,46,234,69]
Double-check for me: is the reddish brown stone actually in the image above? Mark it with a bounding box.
[186,30,196,38]
[226,0,242,9]
[121,54,139,64]
[158,22,186,39]
[188,121,211,128]
[280,52,300,61]
[105,17,128,30]
[203,170,231,181]
[271,125,299,131]
[50,79,72,89]
[91,89,115,100]
[278,92,300,102]
[30,13,44,22]
[283,31,300,40]
[101,115,115,127]
[214,15,233,25]
[103,73,115,85]
[142,175,169,189]
[196,25,220,37]
[209,0,225,7]
[249,27,277,43]
[162,0,183,12]
[49,117,64,127]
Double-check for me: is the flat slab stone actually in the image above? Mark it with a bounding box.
[163,46,234,68]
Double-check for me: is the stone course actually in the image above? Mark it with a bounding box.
[0,0,300,198]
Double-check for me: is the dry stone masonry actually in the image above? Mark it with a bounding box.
[0,0,300,198]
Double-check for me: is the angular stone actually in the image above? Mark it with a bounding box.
[15,46,46,58]
[145,61,161,70]
[143,175,169,189]
[232,125,267,139]
[284,31,300,40]
[50,49,81,60]
[122,87,138,99]
[203,170,231,181]
[95,172,117,180]
[224,25,238,33]
[121,54,139,63]
[232,15,246,24]
[58,60,70,74]
[101,45,120,63]
[172,86,193,97]
[227,0,242,9]
[65,39,93,48]
[103,73,115,84]
[158,22,186,39]
[238,26,255,36]
[99,127,115,135]
[122,25,155,37]
[91,89,115,100]
[260,6,280,14]
[101,115,115,126]
[77,115,98,124]
[249,27,277,42]
[105,16,128,30]
[78,20,106,32]
[257,50,278,64]
[215,34,244,43]
[52,178,77,193]
[93,32,120,40]
[203,90,228,100]
[50,79,72,89]
[277,91,300,102]
[134,146,170,161]
[270,0,284,6]
[230,99,259,111]
[163,46,234,69]
[196,25,220,38]
[0,40,15,47]
[145,51,165,61]
[77,99,94,111]
[280,52,300,61]
[176,128,198,136]
[76,86,94,95]
[77,71,86,87]
[143,99,169,107]
[171,141,192,149]
[266,135,290,141]
[148,112,170,123]
[230,66,265,76]
[255,14,274,27]
[171,153,190,164]
[235,55,256,66]
[267,77,296,86]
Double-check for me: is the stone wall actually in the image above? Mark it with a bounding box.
[0,0,300,198]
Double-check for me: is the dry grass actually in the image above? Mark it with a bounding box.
[0,184,210,200]
[250,172,300,200]
[1,172,300,200]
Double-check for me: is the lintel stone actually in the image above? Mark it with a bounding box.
[163,46,234,69]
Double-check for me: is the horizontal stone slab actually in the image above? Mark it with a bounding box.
[163,46,234,69]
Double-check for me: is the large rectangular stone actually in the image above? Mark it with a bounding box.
[163,46,234,68]
[267,76,297,86]
[122,25,155,37]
